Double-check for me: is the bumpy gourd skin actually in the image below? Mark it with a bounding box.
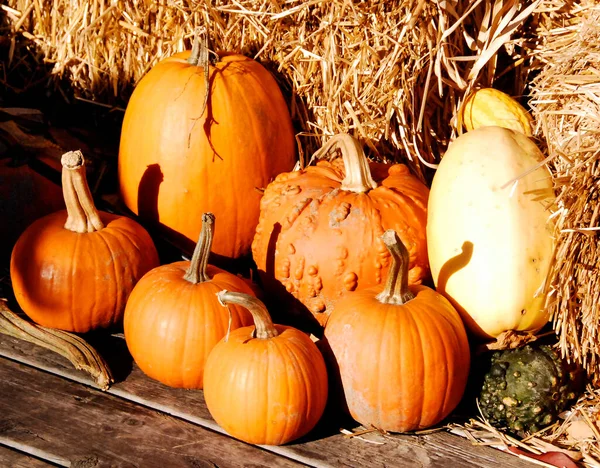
[252,157,429,326]
[479,345,582,434]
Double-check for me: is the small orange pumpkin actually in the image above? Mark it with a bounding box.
[252,134,430,327]
[124,213,255,389]
[118,34,296,259]
[204,290,328,445]
[10,151,159,332]
[324,230,470,432]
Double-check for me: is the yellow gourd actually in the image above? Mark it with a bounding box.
[459,88,533,136]
[427,126,555,339]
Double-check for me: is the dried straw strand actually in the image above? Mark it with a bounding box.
[2,0,537,180]
[528,0,600,380]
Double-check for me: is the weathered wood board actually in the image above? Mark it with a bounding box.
[0,445,55,468]
[0,357,301,468]
[0,334,535,468]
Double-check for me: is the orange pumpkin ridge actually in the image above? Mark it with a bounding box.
[123,213,255,389]
[252,134,429,327]
[118,33,296,260]
[10,151,159,333]
[204,291,328,446]
[324,230,470,433]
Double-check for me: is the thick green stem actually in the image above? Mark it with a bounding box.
[375,230,415,305]
[61,151,104,234]
[184,213,215,284]
[312,134,377,193]
[217,291,278,339]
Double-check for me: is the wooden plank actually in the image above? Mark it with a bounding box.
[0,358,301,468]
[0,334,535,468]
[0,445,55,467]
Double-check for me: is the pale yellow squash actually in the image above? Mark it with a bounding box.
[427,126,555,339]
[459,88,533,136]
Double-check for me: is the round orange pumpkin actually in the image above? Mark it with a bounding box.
[10,151,159,332]
[251,134,430,327]
[118,37,296,260]
[324,230,470,432]
[124,213,255,389]
[204,290,328,445]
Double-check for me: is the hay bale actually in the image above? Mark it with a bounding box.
[529,0,600,380]
[1,0,539,178]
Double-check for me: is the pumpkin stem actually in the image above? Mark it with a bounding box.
[186,27,214,148]
[184,212,215,284]
[217,290,279,339]
[376,230,415,305]
[187,27,210,66]
[0,300,113,390]
[312,134,377,193]
[61,150,104,233]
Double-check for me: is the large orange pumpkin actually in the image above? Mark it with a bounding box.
[251,134,430,327]
[204,290,328,445]
[124,213,255,389]
[324,230,470,432]
[118,37,296,260]
[10,151,159,332]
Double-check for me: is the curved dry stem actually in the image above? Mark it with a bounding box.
[61,151,104,233]
[0,300,113,390]
[184,212,215,284]
[217,290,278,339]
[376,230,415,305]
[186,27,212,143]
[187,27,209,66]
[312,134,378,193]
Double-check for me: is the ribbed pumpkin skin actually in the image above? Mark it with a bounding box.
[204,324,328,445]
[123,263,254,388]
[324,285,470,432]
[10,211,159,332]
[118,51,296,259]
[252,160,429,325]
